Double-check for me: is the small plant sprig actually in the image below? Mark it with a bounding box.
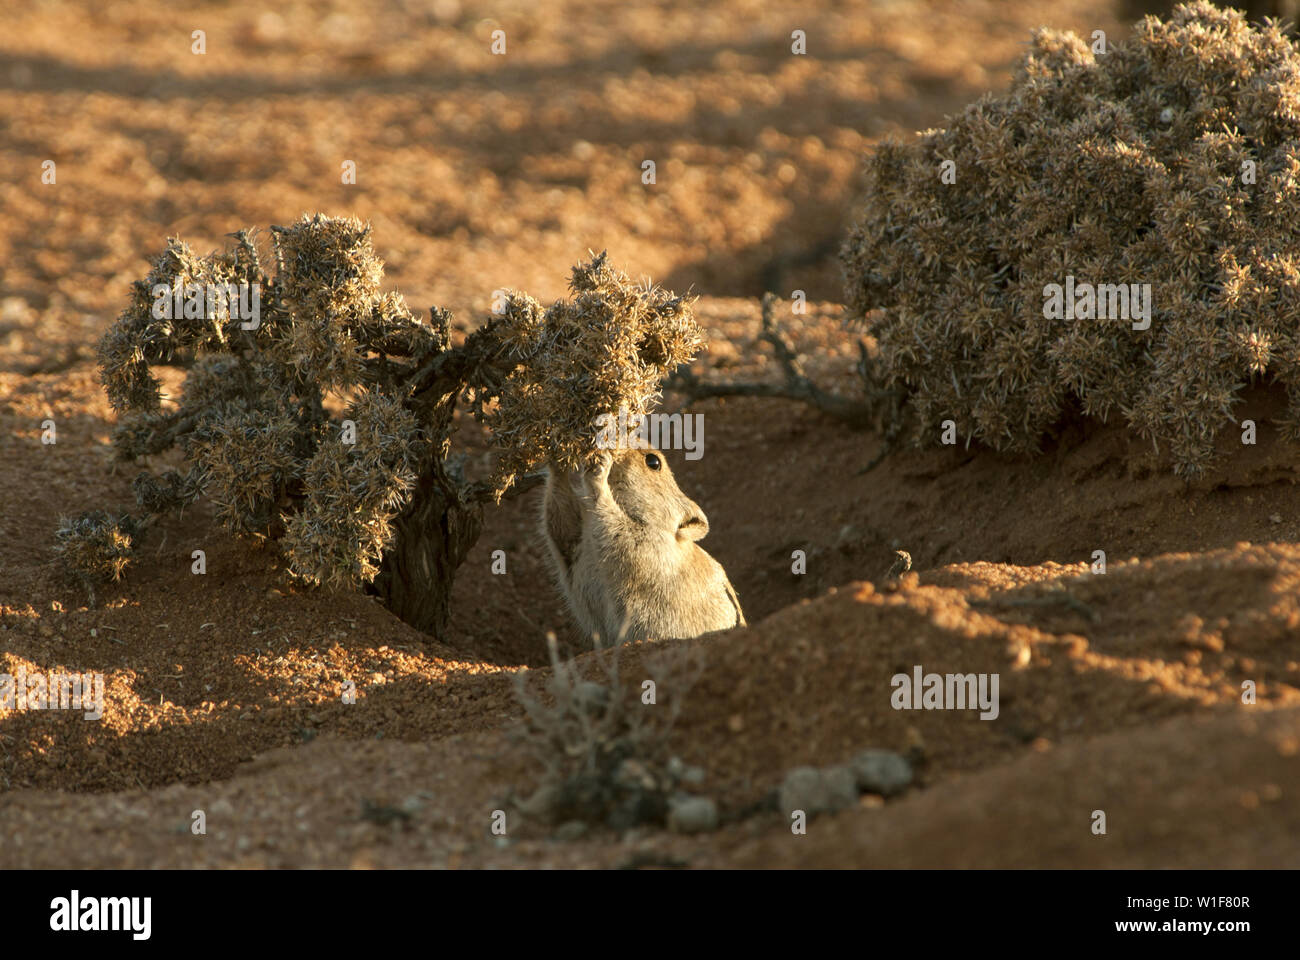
[510,632,702,831]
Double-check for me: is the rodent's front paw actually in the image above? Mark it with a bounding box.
[580,451,613,498]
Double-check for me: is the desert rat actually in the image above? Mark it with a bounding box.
[541,442,745,645]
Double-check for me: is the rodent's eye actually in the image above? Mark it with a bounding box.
[644,453,662,471]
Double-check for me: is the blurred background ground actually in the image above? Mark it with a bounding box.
[1,0,1298,869]
[0,0,1126,374]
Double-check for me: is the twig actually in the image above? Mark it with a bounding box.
[405,318,512,400]
[666,293,876,428]
[971,591,1100,624]
[461,471,546,505]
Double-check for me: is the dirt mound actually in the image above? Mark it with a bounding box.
[725,705,1300,869]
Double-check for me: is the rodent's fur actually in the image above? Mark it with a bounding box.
[540,442,745,645]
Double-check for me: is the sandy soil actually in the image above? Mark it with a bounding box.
[2,0,1298,869]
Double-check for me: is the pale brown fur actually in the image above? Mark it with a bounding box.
[540,442,744,645]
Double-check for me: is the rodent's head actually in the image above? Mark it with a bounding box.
[607,441,709,543]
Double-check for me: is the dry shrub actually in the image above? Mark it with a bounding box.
[53,511,138,595]
[281,388,427,589]
[842,2,1300,477]
[60,216,700,637]
[478,251,701,497]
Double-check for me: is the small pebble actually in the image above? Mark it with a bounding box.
[667,795,718,834]
[821,765,860,810]
[780,766,825,815]
[851,749,913,797]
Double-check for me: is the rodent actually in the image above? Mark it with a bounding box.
[540,442,745,645]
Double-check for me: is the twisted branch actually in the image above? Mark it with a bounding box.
[666,293,876,429]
